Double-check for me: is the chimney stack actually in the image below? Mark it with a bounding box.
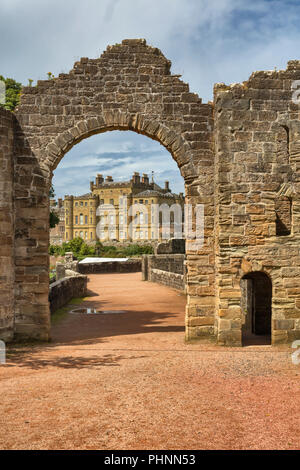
[96,174,104,186]
[132,172,140,184]
[165,181,170,192]
[142,173,149,185]
[105,175,113,182]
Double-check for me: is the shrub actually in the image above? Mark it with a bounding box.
[49,239,154,260]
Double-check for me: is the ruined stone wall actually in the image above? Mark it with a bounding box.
[14,39,215,342]
[214,62,300,345]
[0,38,299,345]
[143,254,185,291]
[0,108,14,340]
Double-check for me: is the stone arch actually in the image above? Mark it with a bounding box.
[11,39,215,342]
[45,113,195,181]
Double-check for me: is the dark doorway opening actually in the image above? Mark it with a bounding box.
[241,272,272,346]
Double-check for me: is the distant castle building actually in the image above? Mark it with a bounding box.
[50,172,184,244]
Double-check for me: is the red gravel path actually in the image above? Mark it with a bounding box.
[0,273,299,450]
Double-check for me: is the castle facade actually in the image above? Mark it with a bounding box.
[50,172,184,244]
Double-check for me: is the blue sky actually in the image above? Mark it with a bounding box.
[1,0,300,197]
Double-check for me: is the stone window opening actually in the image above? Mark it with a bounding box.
[277,125,290,165]
[275,196,292,236]
[240,271,272,346]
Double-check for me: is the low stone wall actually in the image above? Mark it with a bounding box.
[142,254,186,291]
[155,239,185,255]
[49,275,88,314]
[78,258,141,274]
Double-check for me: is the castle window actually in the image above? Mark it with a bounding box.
[277,125,290,165]
[90,232,93,239]
[110,199,114,205]
[85,202,87,206]
[75,202,78,206]
[80,214,84,225]
[85,215,88,224]
[100,199,104,205]
[75,215,78,224]
[80,231,83,238]
[275,197,292,236]
[80,202,83,206]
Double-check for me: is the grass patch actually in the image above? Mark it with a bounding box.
[68,297,85,305]
[51,305,70,325]
[51,297,85,325]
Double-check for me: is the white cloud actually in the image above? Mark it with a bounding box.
[52,131,184,199]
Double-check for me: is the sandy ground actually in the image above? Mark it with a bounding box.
[0,273,299,450]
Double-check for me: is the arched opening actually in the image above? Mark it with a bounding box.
[240,272,272,346]
[49,129,187,344]
[12,40,216,344]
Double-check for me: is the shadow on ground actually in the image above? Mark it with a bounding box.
[50,307,185,347]
[5,351,147,370]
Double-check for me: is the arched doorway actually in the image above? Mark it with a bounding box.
[11,38,215,343]
[240,272,272,345]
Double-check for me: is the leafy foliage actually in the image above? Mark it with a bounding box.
[49,184,60,229]
[0,75,22,111]
[50,211,60,229]
[49,238,153,261]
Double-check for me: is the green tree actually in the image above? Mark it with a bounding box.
[49,184,60,229]
[0,75,22,111]
[50,211,60,229]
